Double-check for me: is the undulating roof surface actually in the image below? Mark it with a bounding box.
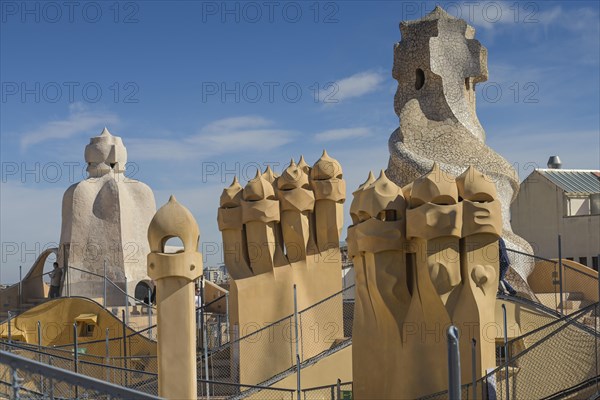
[537,169,600,194]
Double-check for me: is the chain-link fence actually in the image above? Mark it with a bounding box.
[1,341,160,396]
[507,248,598,317]
[417,302,600,400]
[300,381,353,400]
[0,349,161,399]
[195,285,354,398]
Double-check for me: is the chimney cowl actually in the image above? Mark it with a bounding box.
[547,156,562,169]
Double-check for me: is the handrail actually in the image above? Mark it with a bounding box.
[301,381,352,392]
[417,298,599,400]
[196,377,295,392]
[506,248,558,263]
[2,270,54,287]
[500,294,599,339]
[68,265,158,311]
[204,285,354,357]
[0,350,162,400]
[563,262,598,279]
[127,293,228,340]
[507,302,596,347]
[541,375,600,400]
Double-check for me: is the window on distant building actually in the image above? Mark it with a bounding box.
[565,196,591,216]
[593,256,599,271]
[579,257,588,266]
[566,257,574,261]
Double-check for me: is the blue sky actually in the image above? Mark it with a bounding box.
[1,0,599,283]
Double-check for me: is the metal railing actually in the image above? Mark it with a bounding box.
[506,247,598,316]
[193,285,353,398]
[0,349,162,399]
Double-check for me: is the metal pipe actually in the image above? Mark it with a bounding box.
[7,311,12,344]
[37,321,42,350]
[558,235,564,315]
[502,304,509,400]
[217,314,222,347]
[471,338,477,400]
[49,356,55,400]
[447,325,461,400]
[203,327,210,399]
[202,277,210,399]
[594,253,600,392]
[124,277,129,326]
[18,266,22,307]
[294,284,301,399]
[12,365,21,400]
[73,323,78,373]
[147,287,152,340]
[38,321,43,393]
[199,277,204,342]
[103,260,107,308]
[105,328,110,382]
[73,323,79,399]
[226,292,229,343]
[122,309,128,386]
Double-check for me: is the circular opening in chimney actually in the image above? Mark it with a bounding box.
[415,68,425,90]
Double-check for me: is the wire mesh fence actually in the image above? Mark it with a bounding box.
[0,349,161,399]
[507,248,599,317]
[1,340,160,397]
[195,285,354,398]
[300,381,353,400]
[416,302,600,400]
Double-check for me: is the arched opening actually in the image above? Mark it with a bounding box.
[134,280,154,304]
[415,68,425,90]
[163,236,185,253]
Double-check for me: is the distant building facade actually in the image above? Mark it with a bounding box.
[204,265,229,285]
[511,167,600,270]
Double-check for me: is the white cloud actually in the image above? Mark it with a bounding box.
[200,115,272,132]
[326,71,385,103]
[20,103,119,149]
[129,115,296,161]
[315,127,372,142]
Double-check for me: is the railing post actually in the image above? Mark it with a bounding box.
[103,260,107,308]
[558,235,564,315]
[147,287,152,340]
[225,292,230,343]
[124,276,129,325]
[48,356,55,400]
[502,304,509,400]
[336,378,341,400]
[38,321,43,393]
[203,279,210,399]
[198,277,203,349]
[122,309,128,387]
[7,311,13,344]
[447,325,461,400]
[597,258,600,393]
[471,338,477,400]
[18,265,22,308]
[37,321,42,350]
[217,314,222,347]
[73,323,79,399]
[11,365,22,400]
[105,328,110,382]
[294,284,301,400]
